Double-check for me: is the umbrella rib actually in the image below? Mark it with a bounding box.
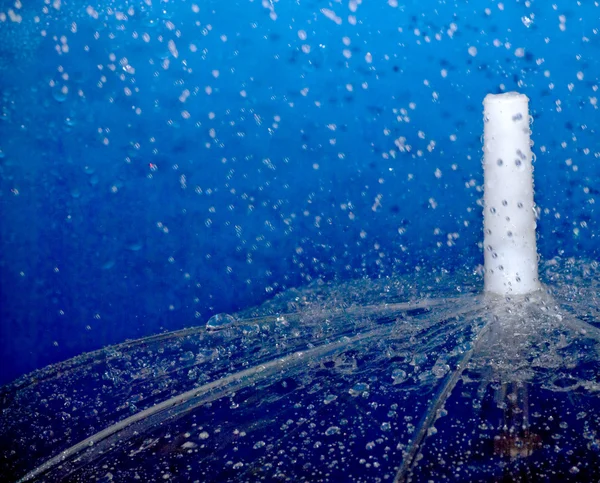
[393,318,493,483]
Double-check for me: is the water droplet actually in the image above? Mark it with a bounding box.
[206,313,236,331]
[432,362,450,378]
[179,351,194,362]
[348,382,369,396]
[324,394,338,404]
[241,324,260,336]
[142,15,159,27]
[160,8,173,19]
[52,85,68,102]
[380,422,391,431]
[391,369,407,384]
[325,426,341,436]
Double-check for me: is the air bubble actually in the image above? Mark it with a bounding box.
[517,202,524,209]
[502,200,508,206]
[507,231,513,237]
[490,207,496,214]
[497,159,503,166]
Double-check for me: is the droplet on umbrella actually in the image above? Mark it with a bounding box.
[206,313,236,331]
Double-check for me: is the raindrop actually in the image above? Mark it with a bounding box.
[348,382,369,396]
[52,85,68,102]
[391,369,407,384]
[521,16,534,28]
[206,313,236,331]
[142,15,159,28]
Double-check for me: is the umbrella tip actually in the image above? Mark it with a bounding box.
[482,92,541,296]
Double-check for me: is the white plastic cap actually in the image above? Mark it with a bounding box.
[482,92,540,295]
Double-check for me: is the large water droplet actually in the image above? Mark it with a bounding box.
[206,313,236,331]
[52,85,68,102]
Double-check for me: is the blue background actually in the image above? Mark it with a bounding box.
[1,0,599,385]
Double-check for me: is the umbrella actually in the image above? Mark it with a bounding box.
[2,94,600,482]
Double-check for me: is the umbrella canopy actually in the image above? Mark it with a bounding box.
[2,259,600,481]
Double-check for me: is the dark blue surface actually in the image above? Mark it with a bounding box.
[1,0,599,385]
